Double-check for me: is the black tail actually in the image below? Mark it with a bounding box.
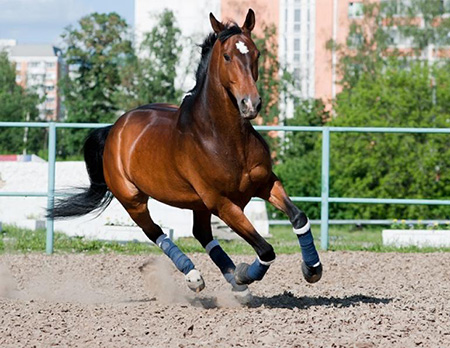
[49,126,114,219]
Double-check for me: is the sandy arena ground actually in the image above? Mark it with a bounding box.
[1,251,449,347]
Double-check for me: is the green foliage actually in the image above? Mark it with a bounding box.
[330,0,450,90]
[118,10,183,110]
[384,0,450,51]
[329,61,450,219]
[328,1,394,90]
[253,24,294,152]
[254,24,291,125]
[277,0,450,221]
[0,52,44,154]
[59,12,133,158]
[273,99,329,219]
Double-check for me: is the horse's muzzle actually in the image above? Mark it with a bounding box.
[239,96,262,120]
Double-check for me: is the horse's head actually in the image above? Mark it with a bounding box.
[209,9,262,120]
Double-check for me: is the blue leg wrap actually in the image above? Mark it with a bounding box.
[157,235,195,275]
[297,230,320,267]
[247,258,270,281]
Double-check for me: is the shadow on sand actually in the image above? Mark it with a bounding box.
[184,291,392,310]
[249,291,393,309]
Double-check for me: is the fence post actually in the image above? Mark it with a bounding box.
[46,122,56,254]
[321,127,330,250]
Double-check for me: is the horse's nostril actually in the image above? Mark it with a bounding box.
[256,98,262,112]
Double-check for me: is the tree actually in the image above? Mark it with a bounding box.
[254,24,289,125]
[329,61,450,219]
[329,0,450,90]
[385,0,450,53]
[0,52,43,155]
[272,99,329,219]
[274,0,450,221]
[253,24,294,154]
[59,12,134,157]
[328,1,395,90]
[118,9,183,111]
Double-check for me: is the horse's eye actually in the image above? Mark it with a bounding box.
[223,53,231,62]
[257,52,261,59]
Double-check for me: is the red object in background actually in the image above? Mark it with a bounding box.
[0,155,19,161]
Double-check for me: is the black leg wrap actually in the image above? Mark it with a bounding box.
[291,211,308,230]
[206,241,247,291]
[301,261,323,284]
[209,245,236,274]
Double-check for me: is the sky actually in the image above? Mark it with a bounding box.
[0,0,134,46]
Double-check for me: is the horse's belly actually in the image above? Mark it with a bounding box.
[136,177,206,210]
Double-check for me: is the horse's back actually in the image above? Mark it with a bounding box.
[135,103,179,113]
[107,102,181,163]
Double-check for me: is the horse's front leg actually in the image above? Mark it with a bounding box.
[214,199,276,286]
[258,173,322,283]
[192,210,250,297]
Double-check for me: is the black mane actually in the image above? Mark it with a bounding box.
[180,23,242,109]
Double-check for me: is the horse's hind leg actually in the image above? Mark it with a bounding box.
[193,210,249,297]
[258,173,322,283]
[114,189,205,292]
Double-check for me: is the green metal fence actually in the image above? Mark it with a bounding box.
[1,122,450,254]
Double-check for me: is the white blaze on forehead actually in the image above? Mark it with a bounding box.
[236,41,249,54]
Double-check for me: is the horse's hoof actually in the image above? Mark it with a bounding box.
[234,263,254,285]
[232,286,253,304]
[301,262,323,284]
[185,269,205,292]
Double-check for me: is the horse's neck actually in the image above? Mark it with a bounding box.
[194,75,249,142]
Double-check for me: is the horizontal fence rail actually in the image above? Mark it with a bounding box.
[1,122,449,253]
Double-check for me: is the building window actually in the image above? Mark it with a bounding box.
[294,53,300,62]
[15,75,22,83]
[441,0,450,13]
[294,38,300,51]
[293,68,300,82]
[348,32,364,47]
[29,62,40,68]
[381,0,412,16]
[386,28,413,47]
[436,31,450,47]
[45,62,55,68]
[294,24,300,32]
[348,2,364,18]
[46,72,56,80]
[294,9,301,22]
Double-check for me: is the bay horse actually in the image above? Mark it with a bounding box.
[52,9,322,298]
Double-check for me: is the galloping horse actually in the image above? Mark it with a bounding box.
[52,9,322,297]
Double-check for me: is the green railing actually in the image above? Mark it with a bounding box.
[1,122,450,254]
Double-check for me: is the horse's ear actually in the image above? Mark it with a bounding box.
[242,9,255,33]
[210,13,225,34]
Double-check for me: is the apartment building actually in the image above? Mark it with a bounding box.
[9,44,64,121]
